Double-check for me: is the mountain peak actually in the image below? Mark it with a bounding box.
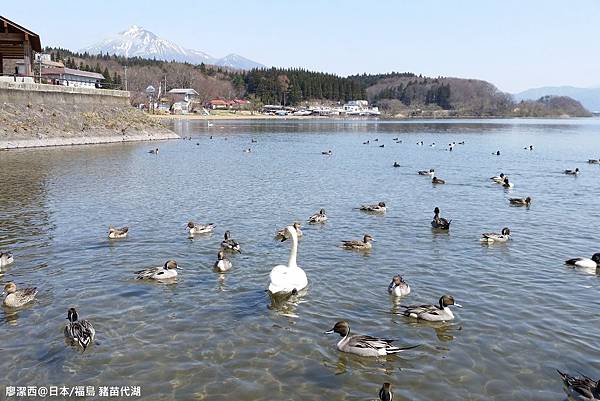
[82,27,264,70]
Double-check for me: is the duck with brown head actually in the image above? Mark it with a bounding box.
[431,207,451,230]
[308,208,327,224]
[341,234,374,250]
[388,275,411,297]
[359,201,387,213]
[400,295,462,322]
[221,231,241,253]
[2,282,37,308]
[214,250,232,272]
[135,260,180,280]
[480,227,511,243]
[64,307,95,352]
[275,222,302,241]
[509,196,532,206]
[187,221,216,237]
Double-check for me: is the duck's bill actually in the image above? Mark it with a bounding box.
[324,329,334,334]
[454,303,463,308]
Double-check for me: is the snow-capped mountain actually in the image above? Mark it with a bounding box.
[81,26,264,70]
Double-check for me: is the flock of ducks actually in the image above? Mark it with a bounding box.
[1,136,599,400]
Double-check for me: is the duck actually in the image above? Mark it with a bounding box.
[509,196,532,206]
[207,121,214,127]
[502,177,514,188]
[0,251,14,267]
[187,221,216,236]
[418,168,435,176]
[393,161,400,167]
[325,321,418,357]
[268,225,307,294]
[379,383,393,401]
[243,148,252,153]
[432,176,446,184]
[135,260,180,280]
[308,208,327,224]
[108,225,128,239]
[359,201,387,213]
[2,282,37,308]
[400,295,462,322]
[565,168,580,175]
[363,140,370,145]
[565,253,600,270]
[392,137,399,141]
[275,222,302,241]
[341,234,374,250]
[557,370,599,401]
[430,142,436,147]
[379,144,385,148]
[431,207,451,230]
[588,159,600,164]
[221,230,241,253]
[480,227,511,243]
[494,150,501,156]
[64,308,95,351]
[148,148,159,154]
[388,275,411,297]
[251,138,257,143]
[490,173,506,183]
[214,250,232,272]
[321,150,332,156]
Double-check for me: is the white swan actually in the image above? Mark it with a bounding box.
[268,225,308,295]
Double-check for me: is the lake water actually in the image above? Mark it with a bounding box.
[1,118,599,401]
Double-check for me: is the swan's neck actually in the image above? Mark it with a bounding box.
[287,229,298,268]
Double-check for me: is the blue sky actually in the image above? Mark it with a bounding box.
[3,0,599,92]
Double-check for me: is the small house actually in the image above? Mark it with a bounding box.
[41,67,104,88]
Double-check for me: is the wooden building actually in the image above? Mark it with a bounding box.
[0,16,42,77]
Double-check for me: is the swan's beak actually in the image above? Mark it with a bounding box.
[324,329,334,334]
[454,303,463,308]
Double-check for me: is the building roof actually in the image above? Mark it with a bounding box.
[41,67,105,80]
[208,99,229,105]
[168,88,199,95]
[0,16,42,57]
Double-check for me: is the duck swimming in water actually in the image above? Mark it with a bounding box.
[221,230,241,253]
[565,253,600,270]
[490,173,506,183]
[564,168,580,175]
[557,370,599,401]
[379,383,393,401]
[325,321,418,357]
[64,308,95,351]
[214,250,232,272]
[432,176,446,184]
[148,148,159,154]
[588,159,600,164]
[393,161,400,167]
[135,260,180,280]
[275,222,302,241]
[418,168,435,176]
[2,282,37,308]
[388,275,411,297]
[341,234,374,250]
[187,221,216,236]
[502,177,514,188]
[308,208,327,224]
[431,207,451,230]
[359,202,387,213]
[480,227,511,243]
[108,226,128,239]
[509,196,532,206]
[400,295,462,322]
[0,251,14,267]
[322,150,332,156]
[268,225,307,294]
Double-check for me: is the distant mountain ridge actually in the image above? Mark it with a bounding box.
[81,26,264,70]
[514,86,600,112]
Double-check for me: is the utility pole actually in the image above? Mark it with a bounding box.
[124,65,128,91]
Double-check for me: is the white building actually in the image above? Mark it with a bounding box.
[342,100,381,116]
[41,67,104,88]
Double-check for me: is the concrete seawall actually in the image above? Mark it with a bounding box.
[0,82,178,150]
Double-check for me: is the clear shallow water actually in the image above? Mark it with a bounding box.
[1,118,599,401]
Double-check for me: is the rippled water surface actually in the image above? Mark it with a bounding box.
[1,118,600,401]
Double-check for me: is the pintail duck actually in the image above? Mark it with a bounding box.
[379,144,385,148]
[148,148,159,154]
[64,308,95,351]
[509,196,532,206]
[359,202,387,213]
[325,321,418,357]
[388,275,411,297]
[565,168,580,175]
[480,227,511,243]
[2,282,37,308]
[379,383,393,401]
[557,370,599,401]
[363,140,370,145]
[565,253,600,270]
[187,221,216,236]
[418,168,435,176]
[431,207,451,230]
[588,159,600,164]
[275,222,302,241]
[322,150,332,155]
[494,150,501,155]
[0,251,14,267]
[268,225,307,294]
[502,177,514,188]
[108,226,128,239]
[432,176,446,184]
[341,234,374,250]
[214,250,232,272]
[221,231,241,253]
[308,208,327,224]
[135,260,180,280]
[400,295,462,322]
[490,173,506,183]
[393,161,400,167]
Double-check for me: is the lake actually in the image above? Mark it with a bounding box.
[1,118,599,401]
